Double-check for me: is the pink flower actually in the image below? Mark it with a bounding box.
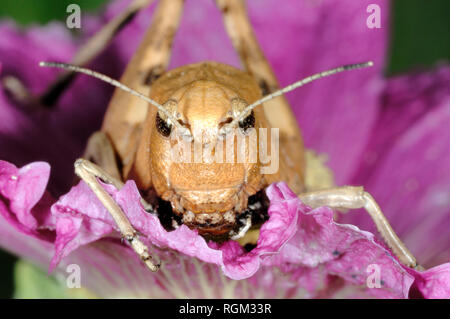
[0,0,448,298]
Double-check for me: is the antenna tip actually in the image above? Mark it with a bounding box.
[367,61,374,67]
[39,61,47,67]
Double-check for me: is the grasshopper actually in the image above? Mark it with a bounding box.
[38,0,421,272]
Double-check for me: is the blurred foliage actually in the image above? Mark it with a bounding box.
[0,0,448,299]
[387,0,450,75]
[13,260,96,298]
[0,250,15,298]
[0,0,107,25]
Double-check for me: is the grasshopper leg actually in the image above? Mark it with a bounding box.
[216,0,305,193]
[82,130,154,210]
[215,0,301,136]
[74,158,159,272]
[102,0,185,181]
[83,131,122,181]
[216,0,284,96]
[298,186,423,270]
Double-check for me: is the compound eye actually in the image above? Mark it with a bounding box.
[156,112,172,137]
[238,111,255,133]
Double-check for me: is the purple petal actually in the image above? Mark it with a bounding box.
[407,263,450,299]
[49,176,419,297]
[0,216,54,270]
[0,160,55,268]
[264,183,415,298]
[0,21,76,93]
[50,179,298,280]
[0,20,114,195]
[50,180,223,272]
[346,66,450,267]
[59,181,418,298]
[1,158,448,298]
[0,160,55,235]
[0,160,48,229]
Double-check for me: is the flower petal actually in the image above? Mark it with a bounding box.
[0,216,54,271]
[1,158,446,298]
[407,263,450,299]
[0,160,55,268]
[0,20,114,195]
[0,21,76,93]
[50,179,298,280]
[346,66,450,267]
[49,177,421,298]
[0,160,54,233]
[264,183,415,298]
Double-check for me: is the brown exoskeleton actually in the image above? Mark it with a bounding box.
[38,0,421,272]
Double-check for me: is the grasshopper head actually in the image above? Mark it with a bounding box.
[148,79,272,238]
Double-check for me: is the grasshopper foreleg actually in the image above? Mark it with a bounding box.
[298,186,423,270]
[74,158,159,272]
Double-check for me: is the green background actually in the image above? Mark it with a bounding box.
[0,0,449,298]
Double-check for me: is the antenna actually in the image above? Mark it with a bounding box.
[39,62,190,136]
[223,61,374,132]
